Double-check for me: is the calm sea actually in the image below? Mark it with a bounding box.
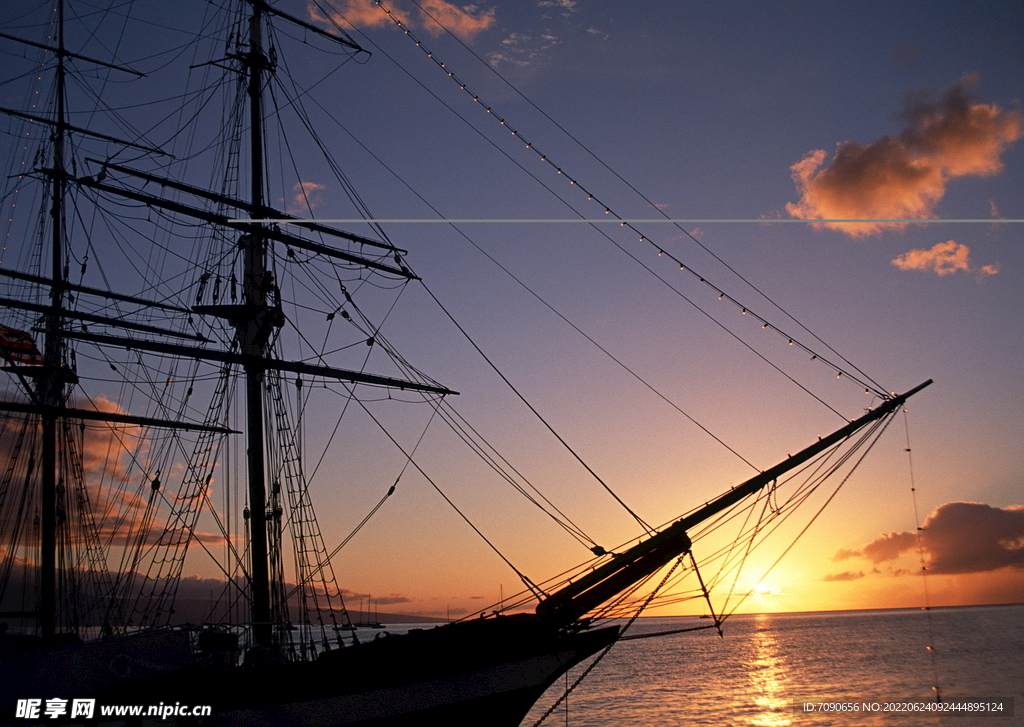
[523,604,1023,727]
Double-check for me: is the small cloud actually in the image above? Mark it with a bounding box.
[891,240,970,276]
[373,593,412,605]
[290,181,327,214]
[863,530,917,563]
[417,0,496,39]
[823,570,865,582]
[488,31,560,67]
[308,0,400,30]
[786,75,1021,237]
[586,27,609,41]
[891,240,998,278]
[844,502,1024,575]
[538,0,576,14]
[832,547,860,562]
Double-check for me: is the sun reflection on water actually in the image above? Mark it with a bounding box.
[746,614,792,727]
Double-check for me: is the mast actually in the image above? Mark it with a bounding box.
[536,380,933,622]
[241,4,276,649]
[38,0,70,640]
[2,3,397,646]
[225,1,381,650]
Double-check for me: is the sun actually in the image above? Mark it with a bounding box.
[749,581,781,599]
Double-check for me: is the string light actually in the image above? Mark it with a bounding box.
[376,0,890,402]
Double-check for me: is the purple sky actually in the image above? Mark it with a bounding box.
[1,0,1021,617]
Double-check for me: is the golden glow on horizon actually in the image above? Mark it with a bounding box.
[749,581,782,599]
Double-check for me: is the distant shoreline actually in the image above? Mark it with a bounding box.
[635,601,1024,619]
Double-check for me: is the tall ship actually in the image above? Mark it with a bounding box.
[0,1,929,724]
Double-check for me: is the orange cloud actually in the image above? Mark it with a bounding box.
[822,570,864,582]
[291,181,327,214]
[786,75,1021,236]
[861,530,917,563]
[891,240,998,277]
[309,0,494,39]
[307,0,400,30]
[417,0,495,38]
[843,502,1024,575]
[0,396,227,551]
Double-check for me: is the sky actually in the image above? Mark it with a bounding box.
[1,0,1022,622]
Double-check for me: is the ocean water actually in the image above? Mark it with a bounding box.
[524,604,1023,727]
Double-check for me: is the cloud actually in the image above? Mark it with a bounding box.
[417,0,495,38]
[368,593,413,605]
[337,588,411,605]
[786,75,1022,237]
[862,530,917,563]
[831,547,860,562]
[290,181,327,214]
[891,240,998,278]
[308,0,407,30]
[823,570,864,582]
[0,395,228,550]
[538,0,577,16]
[843,502,1024,575]
[309,0,494,40]
[488,32,560,68]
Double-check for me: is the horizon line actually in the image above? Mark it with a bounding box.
[227,217,1023,224]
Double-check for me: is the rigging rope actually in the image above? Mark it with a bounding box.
[717,412,898,619]
[347,386,548,600]
[904,410,942,703]
[691,550,723,637]
[407,0,884,396]
[532,556,686,726]
[428,399,599,550]
[419,280,654,534]
[275,19,787,467]
[280,401,440,602]
[374,0,889,403]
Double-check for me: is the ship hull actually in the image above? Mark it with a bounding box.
[2,617,618,726]
[222,644,603,726]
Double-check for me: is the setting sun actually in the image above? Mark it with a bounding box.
[749,581,782,599]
